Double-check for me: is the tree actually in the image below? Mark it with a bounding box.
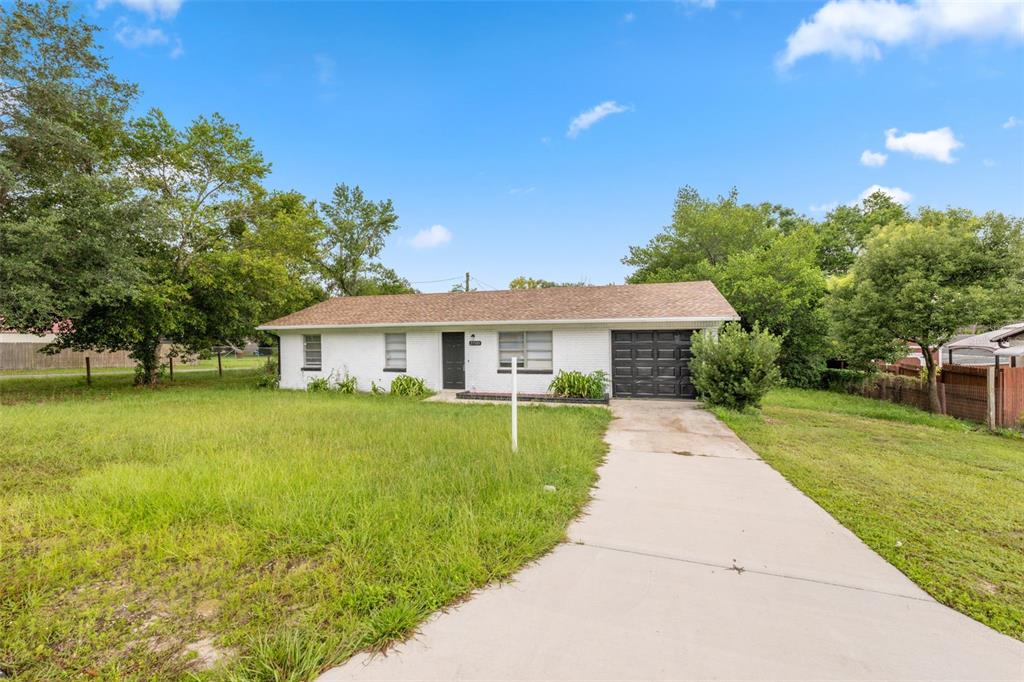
[0,0,146,336]
[51,110,309,384]
[624,187,829,385]
[508,276,587,289]
[832,216,1024,412]
[623,186,778,281]
[319,184,413,296]
[816,192,910,276]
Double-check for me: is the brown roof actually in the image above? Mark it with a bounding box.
[259,281,737,329]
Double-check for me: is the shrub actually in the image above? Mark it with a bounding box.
[335,371,358,394]
[691,323,781,410]
[548,370,608,400]
[390,374,430,397]
[306,377,330,392]
[263,356,279,376]
[370,381,385,395]
[819,368,867,392]
[255,373,279,390]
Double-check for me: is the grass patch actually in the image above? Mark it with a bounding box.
[715,387,1024,641]
[0,355,267,377]
[0,375,610,679]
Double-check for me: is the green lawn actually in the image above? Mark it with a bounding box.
[715,388,1024,641]
[0,373,610,680]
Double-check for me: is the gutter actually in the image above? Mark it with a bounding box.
[256,315,740,332]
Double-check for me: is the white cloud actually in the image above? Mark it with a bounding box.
[856,184,912,205]
[1003,115,1021,129]
[567,101,631,138]
[509,186,536,195]
[98,0,183,19]
[810,201,840,213]
[411,224,452,249]
[313,54,335,85]
[169,37,184,59]
[114,20,168,48]
[778,0,1024,69]
[679,0,717,8]
[623,12,636,23]
[884,126,963,163]
[860,149,888,167]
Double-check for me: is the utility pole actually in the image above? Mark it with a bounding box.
[465,272,470,293]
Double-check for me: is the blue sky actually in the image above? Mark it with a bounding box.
[86,0,1024,291]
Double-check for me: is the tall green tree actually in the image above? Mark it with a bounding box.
[319,183,414,296]
[624,187,829,385]
[0,0,146,335]
[508,276,587,289]
[816,192,910,275]
[49,110,316,384]
[832,216,1024,412]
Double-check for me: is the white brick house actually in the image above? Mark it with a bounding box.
[258,281,738,399]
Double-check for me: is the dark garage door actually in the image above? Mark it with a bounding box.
[611,330,695,399]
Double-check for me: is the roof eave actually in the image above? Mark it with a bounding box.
[256,314,740,332]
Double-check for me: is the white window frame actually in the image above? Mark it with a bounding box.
[303,334,322,370]
[384,333,407,372]
[498,331,553,372]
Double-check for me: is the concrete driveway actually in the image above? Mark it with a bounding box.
[320,400,1023,681]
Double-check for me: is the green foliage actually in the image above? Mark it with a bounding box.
[335,371,358,394]
[819,367,867,391]
[370,380,385,395]
[255,373,279,390]
[548,370,608,399]
[831,215,1024,410]
[816,192,910,276]
[389,374,430,397]
[509,277,587,289]
[319,184,414,296]
[624,187,828,385]
[691,324,781,410]
[306,376,330,392]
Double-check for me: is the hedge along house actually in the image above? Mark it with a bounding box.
[257,281,738,399]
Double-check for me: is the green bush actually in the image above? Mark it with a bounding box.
[548,370,608,399]
[306,377,330,392]
[390,374,429,397]
[819,367,867,391]
[691,323,781,410]
[255,373,279,390]
[335,372,358,394]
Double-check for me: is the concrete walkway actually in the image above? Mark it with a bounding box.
[320,400,1024,681]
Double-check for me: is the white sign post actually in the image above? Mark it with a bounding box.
[511,356,518,453]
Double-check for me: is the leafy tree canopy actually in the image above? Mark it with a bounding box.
[831,214,1024,411]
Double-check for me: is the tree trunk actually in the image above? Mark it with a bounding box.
[131,338,162,386]
[922,352,942,414]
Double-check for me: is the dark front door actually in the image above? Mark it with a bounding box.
[442,332,465,389]
[611,330,695,399]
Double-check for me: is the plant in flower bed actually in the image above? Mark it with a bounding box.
[389,374,430,397]
[548,370,608,400]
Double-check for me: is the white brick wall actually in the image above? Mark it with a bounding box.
[278,323,717,394]
[279,330,441,391]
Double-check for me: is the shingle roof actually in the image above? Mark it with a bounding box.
[259,281,738,329]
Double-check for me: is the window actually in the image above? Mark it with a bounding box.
[384,333,407,371]
[498,331,552,371]
[303,334,322,370]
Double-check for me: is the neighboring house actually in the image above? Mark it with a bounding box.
[257,281,738,399]
[943,322,1024,368]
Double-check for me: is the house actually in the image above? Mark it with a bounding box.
[943,322,1024,368]
[257,281,738,399]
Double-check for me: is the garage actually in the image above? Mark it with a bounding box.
[611,330,695,399]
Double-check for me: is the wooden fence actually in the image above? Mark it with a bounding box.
[854,364,1024,429]
[0,342,187,372]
